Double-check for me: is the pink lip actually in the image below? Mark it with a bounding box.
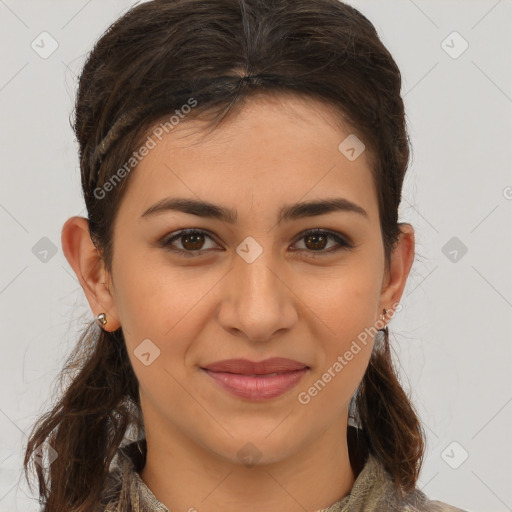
[202,368,308,400]
[201,358,309,401]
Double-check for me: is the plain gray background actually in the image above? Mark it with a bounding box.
[0,1,511,511]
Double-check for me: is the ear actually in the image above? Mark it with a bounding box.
[378,223,415,322]
[61,216,121,332]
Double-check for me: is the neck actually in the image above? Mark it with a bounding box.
[139,411,356,512]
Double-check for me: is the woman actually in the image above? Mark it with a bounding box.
[24,0,468,510]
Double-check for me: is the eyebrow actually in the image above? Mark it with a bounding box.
[140,197,369,223]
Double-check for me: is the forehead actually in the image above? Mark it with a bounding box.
[117,93,379,225]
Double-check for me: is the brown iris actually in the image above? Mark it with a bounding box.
[303,232,328,251]
[181,232,206,250]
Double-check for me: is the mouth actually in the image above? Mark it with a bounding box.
[200,358,310,401]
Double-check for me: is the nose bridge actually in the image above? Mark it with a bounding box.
[235,243,282,310]
[219,240,296,340]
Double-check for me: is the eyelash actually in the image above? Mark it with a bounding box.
[158,228,354,258]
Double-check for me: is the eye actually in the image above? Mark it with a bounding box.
[159,229,219,257]
[158,228,354,257]
[291,228,353,255]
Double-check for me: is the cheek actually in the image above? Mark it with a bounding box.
[111,248,199,337]
[295,321,373,418]
[305,263,382,339]
[299,302,375,412]
[114,254,217,383]
[302,259,381,396]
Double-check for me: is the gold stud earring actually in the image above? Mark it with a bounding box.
[96,313,107,328]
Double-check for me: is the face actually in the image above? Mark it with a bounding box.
[68,93,413,467]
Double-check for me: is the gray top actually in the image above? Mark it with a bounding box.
[98,440,468,512]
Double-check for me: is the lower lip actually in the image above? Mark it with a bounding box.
[202,368,308,400]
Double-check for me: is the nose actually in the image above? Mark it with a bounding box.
[217,251,298,342]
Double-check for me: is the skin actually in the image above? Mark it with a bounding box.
[62,93,415,512]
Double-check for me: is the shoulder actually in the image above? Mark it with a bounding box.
[386,479,469,512]
[399,480,469,512]
[416,499,469,512]
[395,473,469,512]
[349,452,469,512]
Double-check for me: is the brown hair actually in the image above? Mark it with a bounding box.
[24,0,425,509]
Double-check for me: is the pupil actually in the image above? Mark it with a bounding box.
[305,234,326,250]
[184,233,204,250]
